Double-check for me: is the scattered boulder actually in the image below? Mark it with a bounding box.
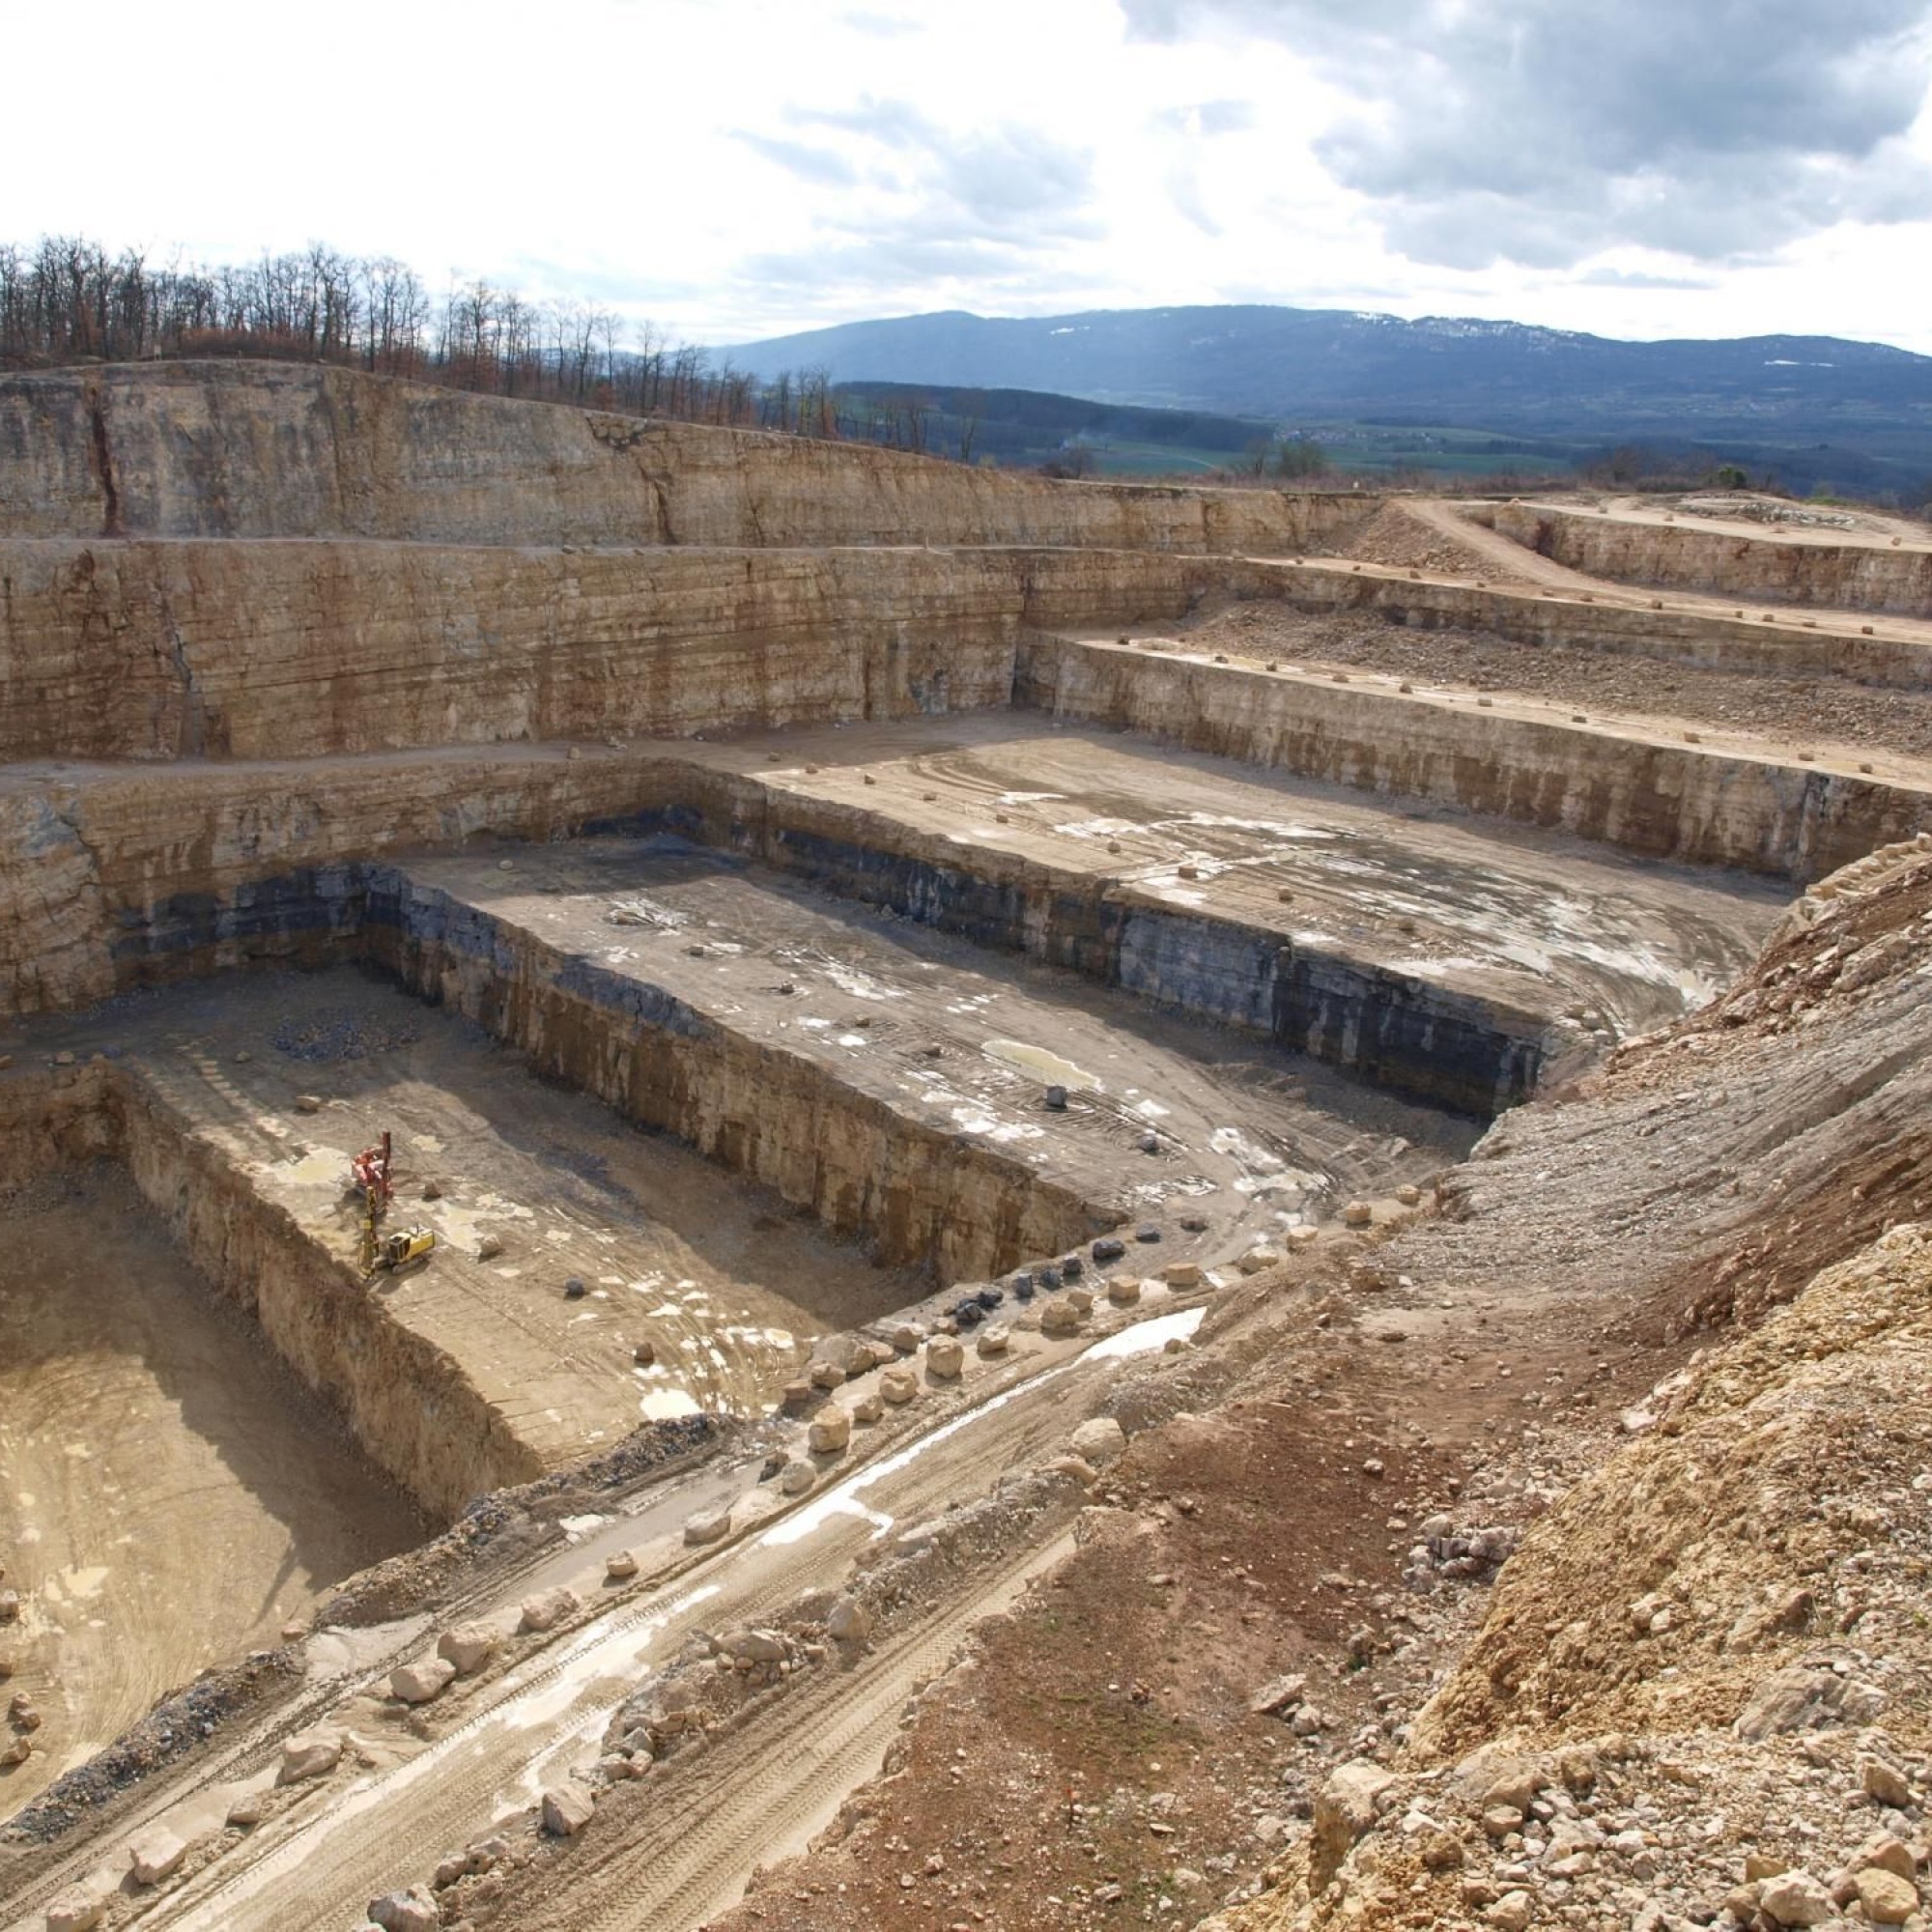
[1106,1274,1142,1305]
[1236,1246,1283,1274]
[721,1628,788,1662]
[1311,1759,1397,1889]
[541,1783,596,1838]
[809,1406,853,1454]
[226,1789,270,1828]
[683,1505,733,1547]
[1343,1201,1374,1228]
[0,1590,18,1623]
[292,1093,323,1114]
[1759,1870,1834,1926]
[976,1322,1011,1357]
[926,1337,965,1379]
[827,1598,871,1644]
[127,1829,189,1886]
[519,1587,580,1633]
[1395,1182,1422,1207]
[1040,1298,1083,1337]
[1250,1672,1308,1717]
[43,1887,106,1932]
[1092,1236,1126,1263]
[438,1623,498,1676]
[367,1888,440,1932]
[1858,1869,1919,1926]
[1069,1416,1127,1465]
[278,1727,344,1784]
[389,1656,457,1704]
[605,1548,639,1582]
[781,1461,815,1495]
[1042,1454,1098,1486]
[476,1235,504,1261]
[808,1357,848,1391]
[1861,1754,1914,1807]
[880,1367,918,1405]
[1735,1664,1861,1740]
[1162,1262,1203,1288]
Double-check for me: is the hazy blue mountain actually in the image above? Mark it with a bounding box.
[720,305,1932,444]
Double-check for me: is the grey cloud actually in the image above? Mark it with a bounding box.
[839,9,923,33]
[1156,98,1256,136]
[729,99,1101,315]
[786,96,1098,238]
[732,132,862,187]
[1575,268,1719,291]
[1120,0,1932,265]
[1166,165,1222,235]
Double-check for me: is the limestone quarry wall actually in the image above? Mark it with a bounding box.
[1250,560,1932,689]
[1476,500,1932,617]
[0,745,696,1014]
[0,539,1273,762]
[0,361,1369,554]
[1019,639,1932,881]
[361,872,1107,1279]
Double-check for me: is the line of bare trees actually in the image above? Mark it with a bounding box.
[0,235,834,432]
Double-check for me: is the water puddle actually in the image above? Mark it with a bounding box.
[982,1038,1102,1091]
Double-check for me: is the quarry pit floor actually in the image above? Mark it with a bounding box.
[0,1167,424,1818]
[679,712,1785,1033]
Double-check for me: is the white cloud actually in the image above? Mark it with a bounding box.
[3,0,1930,352]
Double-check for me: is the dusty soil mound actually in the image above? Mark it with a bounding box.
[1205,1220,1932,1932]
[1416,1219,1932,1758]
[1339,501,1499,579]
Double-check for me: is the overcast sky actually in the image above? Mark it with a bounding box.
[8,0,1932,351]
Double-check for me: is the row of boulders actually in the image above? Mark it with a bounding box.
[39,1724,363,1925]
[0,1563,28,1770]
[3,1683,40,1770]
[384,1588,582,1708]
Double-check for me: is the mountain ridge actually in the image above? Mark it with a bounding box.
[716,302,1932,449]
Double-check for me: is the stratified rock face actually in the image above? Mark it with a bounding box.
[1019,639,1932,881]
[1482,500,1932,616]
[0,360,1367,553]
[0,539,1274,762]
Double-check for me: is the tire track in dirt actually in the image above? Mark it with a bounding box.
[525,1532,1074,1932]
[134,1341,1106,1930]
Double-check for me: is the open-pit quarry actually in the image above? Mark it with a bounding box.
[2,363,1930,1932]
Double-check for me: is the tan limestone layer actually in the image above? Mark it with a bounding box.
[1019,638,1932,881]
[0,359,1372,553]
[1480,499,1932,616]
[0,539,1284,761]
[1243,557,1932,689]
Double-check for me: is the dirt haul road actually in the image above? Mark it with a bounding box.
[105,1312,1200,1932]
